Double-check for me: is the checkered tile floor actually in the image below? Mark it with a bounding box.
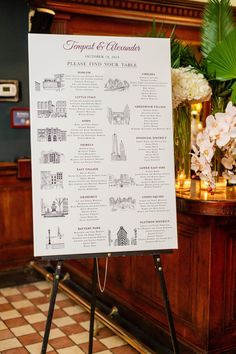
[0,280,142,354]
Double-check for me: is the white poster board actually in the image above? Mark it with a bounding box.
[28,34,177,258]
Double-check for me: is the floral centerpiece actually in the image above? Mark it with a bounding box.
[173,0,236,188]
[191,101,236,188]
[189,0,236,189]
[172,67,212,110]
[150,0,236,188]
[172,67,212,181]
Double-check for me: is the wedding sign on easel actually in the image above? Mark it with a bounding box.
[28,34,179,354]
[29,34,177,259]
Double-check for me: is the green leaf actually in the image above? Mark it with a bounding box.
[151,19,157,38]
[201,0,234,58]
[171,38,198,68]
[146,20,166,38]
[146,20,197,69]
[207,29,236,80]
[230,82,236,103]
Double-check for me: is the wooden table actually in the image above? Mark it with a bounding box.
[64,181,236,354]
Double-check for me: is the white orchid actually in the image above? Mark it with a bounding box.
[196,131,215,162]
[205,113,232,147]
[191,101,236,188]
[225,101,236,117]
[221,155,235,169]
[223,170,236,184]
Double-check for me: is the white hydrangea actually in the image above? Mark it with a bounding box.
[172,66,212,109]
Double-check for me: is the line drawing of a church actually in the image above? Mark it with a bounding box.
[107,105,130,125]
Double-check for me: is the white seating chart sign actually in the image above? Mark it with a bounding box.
[28,34,177,257]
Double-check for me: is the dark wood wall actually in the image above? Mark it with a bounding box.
[0,162,33,270]
[30,0,203,43]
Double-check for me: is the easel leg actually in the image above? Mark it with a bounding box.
[153,255,179,354]
[88,258,97,354]
[41,260,63,354]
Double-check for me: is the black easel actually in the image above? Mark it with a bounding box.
[41,260,63,354]
[41,254,179,354]
[40,258,98,354]
[153,254,179,354]
[88,258,97,354]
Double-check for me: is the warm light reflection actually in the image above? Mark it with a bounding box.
[175,172,191,190]
[197,122,203,131]
[191,102,203,146]
[194,102,202,113]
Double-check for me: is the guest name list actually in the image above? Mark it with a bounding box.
[28,34,177,257]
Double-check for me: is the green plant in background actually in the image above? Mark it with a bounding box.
[201,0,236,108]
[149,0,236,104]
[148,20,198,69]
[191,0,236,187]
[149,0,236,184]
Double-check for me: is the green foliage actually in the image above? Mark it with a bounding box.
[201,0,236,103]
[230,82,236,103]
[147,19,197,69]
[170,38,198,69]
[148,1,236,104]
[147,19,174,39]
[207,29,236,80]
[201,0,234,58]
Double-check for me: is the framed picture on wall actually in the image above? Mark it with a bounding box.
[11,108,30,128]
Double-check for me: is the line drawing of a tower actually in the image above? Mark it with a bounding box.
[111,133,127,161]
[131,228,138,245]
[120,140,125,159]
[112,133,118,156]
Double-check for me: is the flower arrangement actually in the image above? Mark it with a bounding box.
[191,101,236,188]
[150,0,236,187]
[172,0,236,187]
[172,66,212,180]
[171,66,212,109]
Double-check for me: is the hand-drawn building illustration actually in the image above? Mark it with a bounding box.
[41,198,68,217]
[46,227,65,249]
[109,196,136,211]
[37,100,67,118]
[107,105,130,125]
[35,81,40,91]
[37,128,67,142]
[42,74,64,90]
[108,227,138,247]
[104,78,129,91]
[111,133,127,161]
[115,226,129,246]
[108,230,112,246]
[41,171,63,189]
[131,228,138,245]
[40,150,65,164]
[109,174,135,187]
